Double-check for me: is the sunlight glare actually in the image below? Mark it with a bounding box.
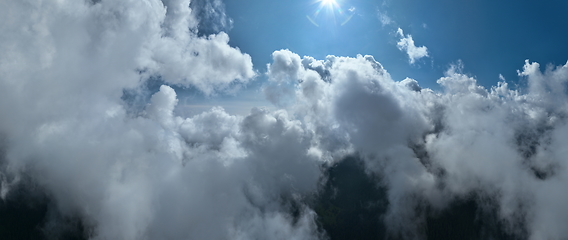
[322,0,336,6]
[307,0,353,27]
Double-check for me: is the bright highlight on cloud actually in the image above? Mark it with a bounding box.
[2,1,568,240]
[397,28,429,64]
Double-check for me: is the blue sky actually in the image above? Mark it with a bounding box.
[223,0,568,90]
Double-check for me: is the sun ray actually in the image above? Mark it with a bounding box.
[322,0,335,6]
[307,0,354,27]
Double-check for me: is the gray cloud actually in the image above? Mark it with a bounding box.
[189,0,233,36]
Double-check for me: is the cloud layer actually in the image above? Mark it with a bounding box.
[2,1,568,240]
[264,49,568,239]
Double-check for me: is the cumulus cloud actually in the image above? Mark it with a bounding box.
[264,50,568,239]
[3,0,568,239]
[0,0,313,239]
[397,28,429,64]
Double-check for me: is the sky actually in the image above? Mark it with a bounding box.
[2,0,568,239]
[224,0,568,88]
[174,0,568,115]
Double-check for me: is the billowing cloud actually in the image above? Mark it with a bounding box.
[397,28,429,64]
[3,0,568,240]
[0,0,313,239]
[265,49,568,239]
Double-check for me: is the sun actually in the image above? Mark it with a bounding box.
[307,0,353,27]
[321,0,336,6]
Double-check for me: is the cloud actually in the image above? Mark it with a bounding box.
[189,0,234,36]
[373,10,428,65]
[396,28,429,64]
[266,50,568,239]
[377,10,393,26]
[3,0,568,239]
[0,1,315,239]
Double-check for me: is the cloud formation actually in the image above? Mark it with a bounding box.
[397,28,429,64]
[0,0,314,239]
[3,1,568,240]
[264,49,568,239]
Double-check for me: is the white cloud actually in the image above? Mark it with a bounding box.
[266,51,568,239]
[3,0,568,239]
[0,1,313,239]
[377,10,393,26]
[396,28,429,64]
